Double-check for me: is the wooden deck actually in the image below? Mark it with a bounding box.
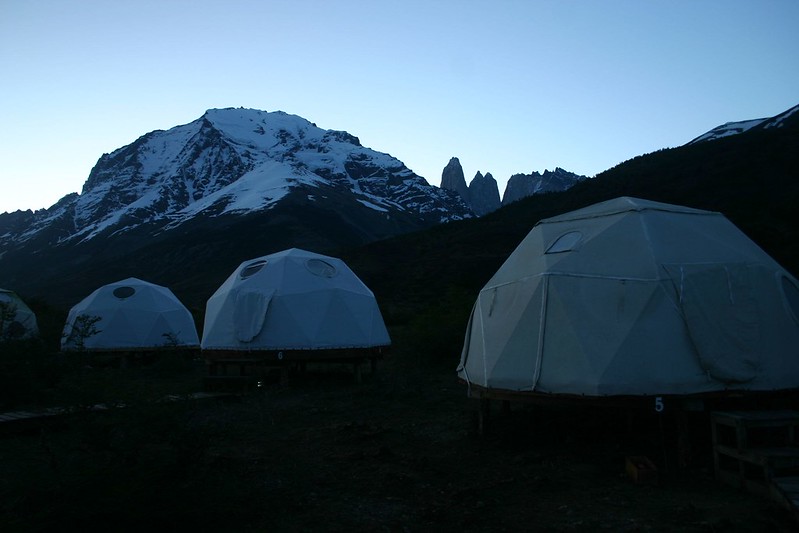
[712,410,799,522]
[203,347,388,390]
[772,476,799,521]
[0,392,237,434]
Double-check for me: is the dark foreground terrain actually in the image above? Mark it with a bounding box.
[1,339,797,533]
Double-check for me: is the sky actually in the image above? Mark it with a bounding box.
[1,0,798,214]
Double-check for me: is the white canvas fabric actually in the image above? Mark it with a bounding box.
[61,278,199,350]
[202,248,391,351]
[0,288,39,339]
[458,197,799,396]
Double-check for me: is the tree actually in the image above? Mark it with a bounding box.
[0,301,20,341]
[62,314,102,351]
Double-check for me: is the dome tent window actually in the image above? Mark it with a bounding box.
[306,259,337,278]
[240,260,268,280]
[782,276,799,324]
[545,231,582,254]
[112,286,136,299]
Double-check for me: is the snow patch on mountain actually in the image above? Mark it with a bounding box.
[688,119,766,144]
[357,198,389,212]
[763,104,799,129]
[174,159,320,219]
[687,104,799,144]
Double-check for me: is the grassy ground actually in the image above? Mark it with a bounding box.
[0,336,797,532]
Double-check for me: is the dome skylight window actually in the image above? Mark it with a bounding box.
[112,286,136,299]
[240,259,268,279]
[306,259,337,278]
[545,231,583,254]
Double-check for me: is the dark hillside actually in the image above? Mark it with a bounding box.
[584,125,799,271]
[343,119,799,361]
[5,187,436,311]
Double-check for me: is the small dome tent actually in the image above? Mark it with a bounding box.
[61,278,199,351]
[457,197,799,398]
[0,289,39,340]
[202,248,391,354]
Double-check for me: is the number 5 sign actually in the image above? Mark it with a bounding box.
[654,396,664,413]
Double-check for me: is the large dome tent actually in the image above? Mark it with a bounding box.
[61,277,199,351]
[0,288,39,340]
[457,197,799,399]
[202,248,391,354]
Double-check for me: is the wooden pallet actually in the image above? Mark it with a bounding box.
[771,476,799,520]
[712,410,799,521]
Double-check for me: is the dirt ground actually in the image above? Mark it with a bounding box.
[1,355,798,532]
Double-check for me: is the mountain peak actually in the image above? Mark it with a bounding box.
[0,109,472,253]
[502,168,587,206]
[440,157,468,200]
[468,171,501,216]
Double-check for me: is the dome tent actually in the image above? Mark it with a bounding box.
[202,248,391,352]
[457,197,799,398]
[61,277,199,351]
[0,288,39,340]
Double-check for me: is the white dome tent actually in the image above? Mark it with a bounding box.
[61,277,199,351]
[458,197,799,400]
[0,288,39,340]
[202,248,390,381]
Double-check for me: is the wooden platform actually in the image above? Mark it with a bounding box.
[204,347,387,389]
[0,407,63,425]
[0,392,237,434]
[772,476,799,521]
[712,410,799,521]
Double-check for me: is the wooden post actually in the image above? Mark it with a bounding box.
[711,412,720,481]
[477,398,490,436]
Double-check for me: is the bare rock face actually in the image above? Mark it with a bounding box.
[502,167,587,206]
[441,158,584,215]
[440,157,469,201]
[468,171,501,216]
[440,159,501,216]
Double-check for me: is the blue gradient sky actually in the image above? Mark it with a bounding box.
[1,0,797,213]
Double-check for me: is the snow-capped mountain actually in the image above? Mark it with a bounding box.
[687,104,799,144]
[0,108,477,306]
[1,108,471,249]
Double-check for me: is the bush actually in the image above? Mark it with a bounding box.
[0,338,69,408]
[402,286,475,367]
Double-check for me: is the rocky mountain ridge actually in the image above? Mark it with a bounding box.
[439,157,586,213]
[1,108,472,250]
[687,104,799,144]
[501,168,587,205]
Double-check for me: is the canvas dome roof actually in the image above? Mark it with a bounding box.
[458,197,799,397]
[61,277,199,351]
[202,248,391,351]
[0,288,39,340]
